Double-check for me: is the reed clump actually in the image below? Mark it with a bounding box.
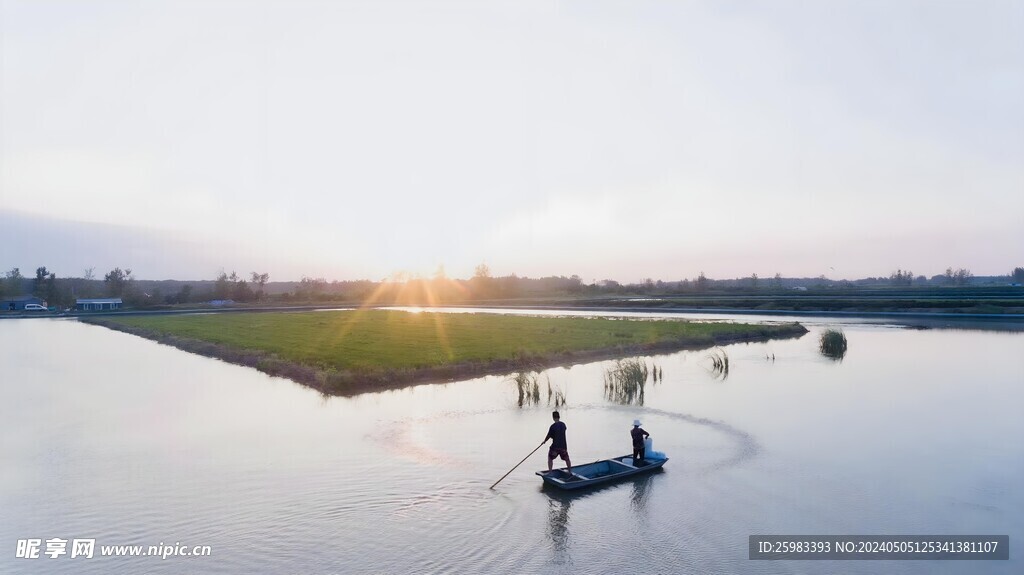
[706,348,729,380]
[604,358,649,405]
[819,328,848,360]
[512,371,541,407]
[546,376,567,408]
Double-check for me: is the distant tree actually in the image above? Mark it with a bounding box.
[77,267,97,298]
[250,272,269,300]
[953,268,973,286]
[297,276,327,299]
[33,267,49,297]
[103,267,134,298]
[470,263,494,299]
[567,274,583,293]
[750,273,759,289]
[176,284,193,304]
[2,267,24,297]
[213,271,231,300]
[695,272,709,292]
[1012,267,1024,283]
[642,277,655,292]
[232,278,254,302]
[945,267,973,286]
[771,273,783,289]
[889,269,913,286]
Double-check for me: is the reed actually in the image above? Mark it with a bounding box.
[706,348,730,380]
[819,328,848,360]
[512,371,541,407]
[603,358,648,405]
[546,376,567,408]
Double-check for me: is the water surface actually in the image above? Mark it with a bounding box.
[1,315,1021,574]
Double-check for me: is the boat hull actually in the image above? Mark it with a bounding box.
[536,455,668,490]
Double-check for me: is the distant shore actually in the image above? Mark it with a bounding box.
[81,310,808,396]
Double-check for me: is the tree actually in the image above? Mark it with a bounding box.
[104,267,133,297]
[695,272,709,292]
[77,267,97,298]
[771,273,783,289]
[176,284,193,304]
[889,269,913,286]
[945,267,973,286]
[213,271,232,300]
[297,276,326,299]
[1012,267,1024,283]
[250,272,269,300]
[2,267,24,297]
[750,273,759,289]
[470,263,493,299]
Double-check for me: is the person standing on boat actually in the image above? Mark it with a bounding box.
[544,411,572,475]
[631,419,650,464]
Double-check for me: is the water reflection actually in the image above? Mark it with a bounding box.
[545,494,572,555]
[630,474,654,513]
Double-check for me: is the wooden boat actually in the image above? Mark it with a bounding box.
[536,455,668,490]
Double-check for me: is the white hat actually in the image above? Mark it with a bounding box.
[633,419,641,426]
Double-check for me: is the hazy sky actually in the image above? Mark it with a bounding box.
[2,0,1022,282]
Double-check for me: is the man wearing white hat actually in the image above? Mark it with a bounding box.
[631,419,650,465]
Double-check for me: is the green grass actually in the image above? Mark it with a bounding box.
[85,310,806,394]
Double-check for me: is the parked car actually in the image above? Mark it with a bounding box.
[23,304,48,311]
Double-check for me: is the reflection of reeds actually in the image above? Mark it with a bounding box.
[706,348,729,380]
[512,371,541,407]
[819,329,848,360]
[604,358,648,405]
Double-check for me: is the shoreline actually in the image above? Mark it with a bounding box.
[80,316,808,397]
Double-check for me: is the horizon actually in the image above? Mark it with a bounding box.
[2,1,1022,283]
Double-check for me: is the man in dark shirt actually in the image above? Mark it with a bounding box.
[631,419,650,465]
[544,411,572,475]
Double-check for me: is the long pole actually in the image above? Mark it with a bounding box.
[490,442,545,489]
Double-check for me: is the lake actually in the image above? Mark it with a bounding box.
[1,312,1022,574]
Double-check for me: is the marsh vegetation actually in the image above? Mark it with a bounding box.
[705,348,730,380]
[819,328,848,360]
[603,358,655,405]
[82,311,805,395]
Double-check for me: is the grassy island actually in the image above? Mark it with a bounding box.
[82,310,807,395]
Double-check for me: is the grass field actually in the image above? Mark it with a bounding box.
[84,310,806,394]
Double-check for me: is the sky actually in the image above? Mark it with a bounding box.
[2,0,1022,283]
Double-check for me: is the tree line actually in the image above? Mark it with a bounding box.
[1,264,1022,309]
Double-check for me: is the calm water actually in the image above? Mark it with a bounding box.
[1,314,1022,574]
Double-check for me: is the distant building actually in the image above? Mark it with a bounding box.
[1,296,45,311]
[76,298,123,311]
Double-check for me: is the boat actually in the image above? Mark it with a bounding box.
[536,455,668,490]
